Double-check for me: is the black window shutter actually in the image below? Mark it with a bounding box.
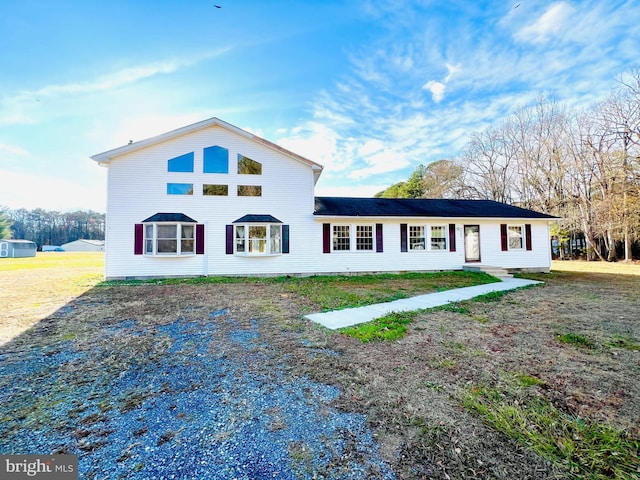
[500,224,508,251]
[134,224,143,255]
[196,224,205,255]
[375,224,383,252]
[225,225,233,254]
[400,224,408,252]
[282,225,290,254]
[322,223,331,253]
[525,224,532,251]
[449,224,456,252]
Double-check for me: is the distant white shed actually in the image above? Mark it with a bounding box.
[61,239,105,252]
[0,239,37,258]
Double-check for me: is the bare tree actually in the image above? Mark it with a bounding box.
[459,125,517,203]
[421,159,465,198]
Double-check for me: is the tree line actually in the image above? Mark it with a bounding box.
[376,68,640,261]
[0,207,105,248]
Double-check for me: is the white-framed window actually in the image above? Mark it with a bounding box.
[235,224,282,255]
[430,225,447,250]
[508,225,524,249]
[408,224,447,251]
[409,226,425,250]
[356,225,373,251]
[332,225,351,251]
[331,224,375,252]
[144,223,195,256]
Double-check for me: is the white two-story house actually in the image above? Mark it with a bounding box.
[91,117,555,280]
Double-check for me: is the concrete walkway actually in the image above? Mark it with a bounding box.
[304,277,542,330]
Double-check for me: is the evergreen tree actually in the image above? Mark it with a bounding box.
[0,208,12,239]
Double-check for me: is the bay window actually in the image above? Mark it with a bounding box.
[144,223,194,255]
[234,224,282,255]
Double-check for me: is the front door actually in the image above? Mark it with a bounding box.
[464,225,481,262]
[0,243,7,258]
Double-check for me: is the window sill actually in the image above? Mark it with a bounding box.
[330,250,375,253]
[144,253,196,257]
[234,252,282,257]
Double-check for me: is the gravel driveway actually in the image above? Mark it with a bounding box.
[0,296,394,479]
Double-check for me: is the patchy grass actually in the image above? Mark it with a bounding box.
[463,386,640,480]
[605,334,640,351]
[102,270,499,312]
[340,311,417,343]
[556,332,596,349]
[513,372,545,387]
[435,302,472,314]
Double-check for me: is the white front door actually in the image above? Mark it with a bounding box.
[0,243,8,258]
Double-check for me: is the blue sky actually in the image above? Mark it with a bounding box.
[0,0,638,212]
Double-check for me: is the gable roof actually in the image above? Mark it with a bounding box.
[90,116,324,184]
[61,239,105,246]
[314,197,556,219]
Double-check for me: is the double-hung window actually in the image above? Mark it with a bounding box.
[332,225,351,251]
[356,225,373,251]
[145,223,194,255]
[430,225,447,250]
[508,225,524,249]
[409,226,426,250]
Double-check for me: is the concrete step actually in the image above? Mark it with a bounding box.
[463,265,512,278]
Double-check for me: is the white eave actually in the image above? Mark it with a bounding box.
[90,116,324,183]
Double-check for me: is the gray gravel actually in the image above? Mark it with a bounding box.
[0,310,395,479]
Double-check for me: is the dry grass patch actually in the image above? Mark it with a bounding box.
[0,252,103,345]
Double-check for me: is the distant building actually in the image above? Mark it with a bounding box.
[61,239,105,252]
[0,239,37,258]
[42,245,64,252]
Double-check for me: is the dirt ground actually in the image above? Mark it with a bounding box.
[1,259,639,479]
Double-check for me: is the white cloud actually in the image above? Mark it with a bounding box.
[348,148,411,180]
[276,122,354,172]
[358,139,385,156]
[423,80,446,103]
[422,63,461,104]
[444,63,461,83]
[516,2,576,44]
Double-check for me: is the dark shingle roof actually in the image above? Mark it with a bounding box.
[142,213,198,223]
[233,214,283,223]
[314,197,556,219]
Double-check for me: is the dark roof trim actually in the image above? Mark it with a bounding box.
[232,214,283,224]
[314,197,557,219]
[142,213,198,223]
